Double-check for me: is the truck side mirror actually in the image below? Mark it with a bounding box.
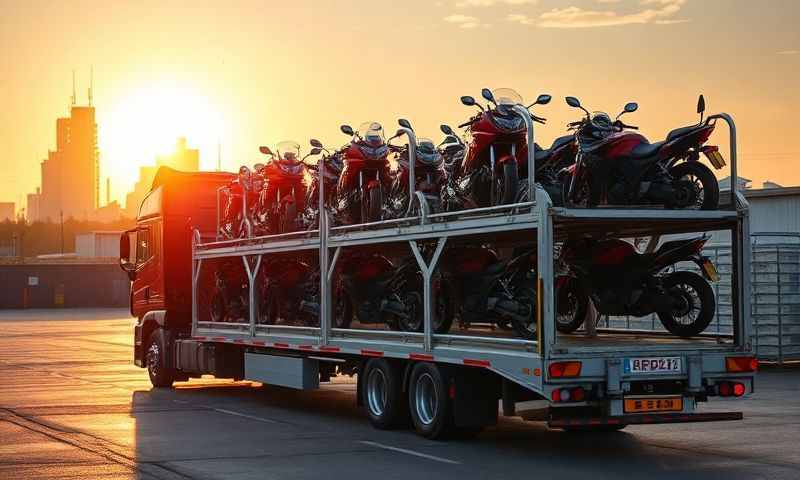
[119,230,137,280]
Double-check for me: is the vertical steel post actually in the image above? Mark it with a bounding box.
[319,149,329,346]
[735,191,752,351]
[396,127,417,217]
[409,238,447,352]
[242,255,261,336]
[511,104,535,203]
[191,229,201,336]
[535,186,554,356]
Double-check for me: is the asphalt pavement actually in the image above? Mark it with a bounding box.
[0,308,798,480]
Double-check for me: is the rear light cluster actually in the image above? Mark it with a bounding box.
[551,386,586,403]
[725,356,758,373]
[717,381,746,397]
[549,361,582,378]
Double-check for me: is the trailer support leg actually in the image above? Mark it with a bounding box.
[243,255,262,337]
[409,237,447,352]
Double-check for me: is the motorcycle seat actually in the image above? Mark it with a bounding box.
[550,134,574,152]
[666,124,700,142]
[631,140,665,159]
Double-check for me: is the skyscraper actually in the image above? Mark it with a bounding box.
[37,103,99,221]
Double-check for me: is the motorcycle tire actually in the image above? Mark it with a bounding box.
[668,162,720,210]
[333,286,353,329]
[555,277,589,334]
[495,161,519,205]
[433,278,454,334]
[562,176,590,209]
[280,200,298,234]
[657,271,716,338]
[398,291,424,332]
[210,292,226,323]
[509,278,538,340]
[367,186,382,222]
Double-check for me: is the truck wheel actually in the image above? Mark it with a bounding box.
[408,362,456,440]
[146,329,176,388]
[363,359,408,429]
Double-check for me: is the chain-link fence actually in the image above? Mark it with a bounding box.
[597,233,800,364]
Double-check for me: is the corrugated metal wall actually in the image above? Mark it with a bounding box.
[0,263,130,308]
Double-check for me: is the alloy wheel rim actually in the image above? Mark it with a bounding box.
[147,342,160,378]
[366,368,388,417]
[415,373,439,426]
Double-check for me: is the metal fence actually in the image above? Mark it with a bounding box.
[598,233,800,364]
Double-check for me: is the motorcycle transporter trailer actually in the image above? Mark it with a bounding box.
[123,110,756,438]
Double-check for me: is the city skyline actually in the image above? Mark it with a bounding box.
[2,0,799,208]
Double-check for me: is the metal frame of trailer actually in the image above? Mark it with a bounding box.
[188,110,754,424]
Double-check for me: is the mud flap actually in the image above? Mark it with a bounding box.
[452,367,500,428]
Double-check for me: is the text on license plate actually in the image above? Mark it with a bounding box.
[624,396,683,413]
[624,357,681,374]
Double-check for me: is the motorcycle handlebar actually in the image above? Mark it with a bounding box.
[457,120,474,129]
[532,114,547,124]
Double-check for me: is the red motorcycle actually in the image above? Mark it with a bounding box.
[335,122,392,225]
[302,139,344,229]
[219,166,261,239]
[257,255,320,327]
[454,88,551,207]
[562,95,724,209]
[555,236,719,338]
[254,141,308,235]
[386,119,449,217]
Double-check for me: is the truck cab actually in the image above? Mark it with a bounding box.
[120,167,233,369]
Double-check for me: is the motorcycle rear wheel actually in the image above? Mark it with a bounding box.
[668,162,719,210]
[657,271,715,337]
[509,278,538,339]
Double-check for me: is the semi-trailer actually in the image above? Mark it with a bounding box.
[120,113,756,439]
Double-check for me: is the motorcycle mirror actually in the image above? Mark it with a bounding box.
[697,94,706,114]
[310,138,323,148]
[309,147,322,156]
[460,95,476,107]
[481,88,496,105]
[440,124,454,136]
[398,118,413,131]
[340,124,354,136]
[535,94,552,105]
[565,96,582,109]
[624,102,638,113]
[259,146,274,156]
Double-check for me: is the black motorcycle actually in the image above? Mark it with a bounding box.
[555,235,718,337]
[440,246,537,339]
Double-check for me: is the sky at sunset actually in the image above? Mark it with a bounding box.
[1,0,798,209]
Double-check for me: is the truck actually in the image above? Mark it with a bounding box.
[120,113,756,439]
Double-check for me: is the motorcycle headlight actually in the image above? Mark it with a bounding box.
[359,144,389,160]
[492,113,524,132]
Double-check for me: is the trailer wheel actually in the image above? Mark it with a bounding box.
[146,329,176,388]
[363,359,408,429]
[408,362,456,440]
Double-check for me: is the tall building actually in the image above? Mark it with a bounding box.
[124,137,200,218]
[26,188,41,223]
[0,202,14,221]
[37,102,99,221]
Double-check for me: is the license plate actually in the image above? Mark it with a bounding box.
[624,396,683,413]
[704,149,726,169]
[624,357,681,375]
[702,259,719,282]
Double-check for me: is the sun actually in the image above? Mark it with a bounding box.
[100,80,226,203]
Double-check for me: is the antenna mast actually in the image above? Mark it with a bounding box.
[88,66,93,106]
[71,70,76,106]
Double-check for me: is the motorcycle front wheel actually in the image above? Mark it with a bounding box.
[494,161,519,205]
[210,292,226,323]
[365,187,382,223]
[668,162,720,210]
[555,277,589,334]
[657,271,715,337]
[280,200,298,234]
